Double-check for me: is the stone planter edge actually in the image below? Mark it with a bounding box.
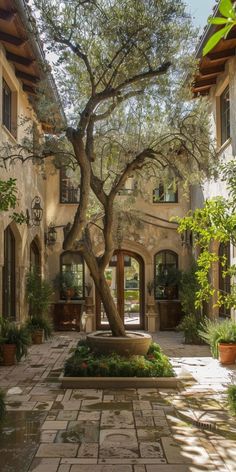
[60,373,194,389]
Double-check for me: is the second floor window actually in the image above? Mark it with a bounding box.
[220,85,230,145]
[153,182,178,203]
[2,79,12,133]
[60,167,80,204]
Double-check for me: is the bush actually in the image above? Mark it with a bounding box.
[0,390,5,422]
[26,316,53,340]
[64,340,174,378]
[198,318,236,358]
[26,270,53,318]
[227,385,236,415]
[178,314,206,344]
[0,317,30,362]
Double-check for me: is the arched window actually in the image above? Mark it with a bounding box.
[154,250,179,299]
[153,182,178,203]
[30,240,41,274]
[3,226,16,319]
[60,252,84,299]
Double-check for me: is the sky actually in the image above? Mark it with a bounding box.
[186,0,215,29]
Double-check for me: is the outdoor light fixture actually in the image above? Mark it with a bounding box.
[45,222,72,246]
[26,196,43,226]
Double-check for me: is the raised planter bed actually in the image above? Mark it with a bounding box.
[60,373,188,389]
[87,331,152,356]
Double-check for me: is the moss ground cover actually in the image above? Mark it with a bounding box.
[64,340,174,378]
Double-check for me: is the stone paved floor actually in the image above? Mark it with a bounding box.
[0,331,236,472]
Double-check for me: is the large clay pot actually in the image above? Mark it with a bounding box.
[87,331,152,356]
[32,329,44,345]
[218,343,236,365]
[2,344,16,366]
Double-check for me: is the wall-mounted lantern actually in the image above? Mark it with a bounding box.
[45,222,71,246]
[26,196,43,226]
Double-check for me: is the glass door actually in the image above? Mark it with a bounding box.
[96,250,144,330]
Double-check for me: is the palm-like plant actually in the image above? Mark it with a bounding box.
[0,317,30,362]
[198,318,236,358]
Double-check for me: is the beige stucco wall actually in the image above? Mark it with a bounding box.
[0,44,46,322]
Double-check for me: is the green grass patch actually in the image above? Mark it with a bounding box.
[64,340,174,378]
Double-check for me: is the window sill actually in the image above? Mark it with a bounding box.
[2,124,17,144]
[217,137,232,155]
[152,202,179,205]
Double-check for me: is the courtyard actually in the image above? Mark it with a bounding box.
[0,331,235,472]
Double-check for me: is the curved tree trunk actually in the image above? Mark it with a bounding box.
[83,251,126,337]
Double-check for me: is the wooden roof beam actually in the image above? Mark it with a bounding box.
[0,8,16,21]
[16,70,40,84]
[192,84,212,93]
[23,84,36,95]
[199,64,225,78]
[6,51,34,67]
[193,77,216,88]
[0,31,27,46]
[207,48,235,62]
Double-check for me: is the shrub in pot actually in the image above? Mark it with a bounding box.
[26,270,53,344]
[155,266,182,299]
[0,317,30,365]
[198,318,236,364]
[54,271,78,300]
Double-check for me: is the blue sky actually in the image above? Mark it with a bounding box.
[186,0,215,28]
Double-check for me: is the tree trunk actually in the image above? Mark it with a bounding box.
[83,251,126,337]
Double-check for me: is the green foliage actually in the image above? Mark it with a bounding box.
[156,266,182,287]
[64,341,174,378]
[0,317,30,362]
[26,270,53,318]
[54,271,77,292]
[179,263,200,317]
[0,178,27,224]
[26,316,53,340]
[227,384,236,415]
[198,318,236,358]
[178,314,206,344]
[0,390,6,422]
[176,196,236,311]
[203,0,236,56]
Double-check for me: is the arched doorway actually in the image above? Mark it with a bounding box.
[96,250,145,330]
[219,242,231,317]
[30,239,41,274]
[3,225,16,319]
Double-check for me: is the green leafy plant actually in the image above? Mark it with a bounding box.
[54,271,77,294]
[26,316,53,340]
[198,318,236,358]
[156,266,182,288]
[227,384,236,414]
[0,317,30,362]
[0,390,5,422]
[64,340,174,378]
[178,314,206,345]
[26,270,53,318]
[203,0,236,56]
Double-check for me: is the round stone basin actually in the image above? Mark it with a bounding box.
[87,331,152,356]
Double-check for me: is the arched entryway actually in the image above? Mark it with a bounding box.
[219,242,231,318]
[2,225,16,319]
[96,250,145,330]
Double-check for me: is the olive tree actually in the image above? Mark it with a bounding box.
[3,0,214,336]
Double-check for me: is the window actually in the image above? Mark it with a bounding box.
[3,226,16,319]
[220,86,230,145]
[60,252,84,299]
[154,250,178,299]
[60,167,80,203]
[2,79,12,133]
[30,240,41,274]
[153,182,178,203]
[118,177,137,196]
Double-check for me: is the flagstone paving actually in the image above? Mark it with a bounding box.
[0,331,236,471]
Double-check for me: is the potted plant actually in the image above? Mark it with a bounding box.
[198,318,236,364]
[0,317,30,365]
[156,266,182,299]
[26,270,53,344]
[54,271,77,301]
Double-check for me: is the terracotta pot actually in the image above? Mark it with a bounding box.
[87,331,152,356]
[2,344,16,366]
[218,343,236,365]
[32,329,44,345]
